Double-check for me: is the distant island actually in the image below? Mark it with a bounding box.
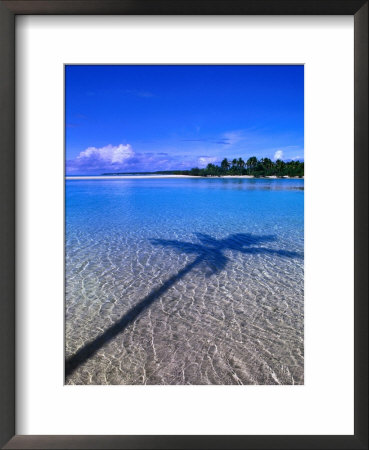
[102,157,304,178]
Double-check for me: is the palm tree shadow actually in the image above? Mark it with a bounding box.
[65,233,302,379]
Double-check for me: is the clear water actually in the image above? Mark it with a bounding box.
[65,178,304,385]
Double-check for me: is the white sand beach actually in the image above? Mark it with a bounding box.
[221,175,254,178]
[66,175,304,180]
[65,175,203,180]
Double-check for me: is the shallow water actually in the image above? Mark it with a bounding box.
[65,178,304,385]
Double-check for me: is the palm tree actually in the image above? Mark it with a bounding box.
[181,156,303,177]
[221,158,230,170]
[275,159,285,176]
[237,157,245,169]
[246,156,258,173]
[263,158,273,170]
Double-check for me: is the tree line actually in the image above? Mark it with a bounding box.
[168,157,304,177]
[102,157,304,177]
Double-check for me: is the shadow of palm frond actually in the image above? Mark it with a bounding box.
[151,233,300,276]
[65,232,302,378]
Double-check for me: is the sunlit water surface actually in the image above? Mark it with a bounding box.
[65,178,304,385]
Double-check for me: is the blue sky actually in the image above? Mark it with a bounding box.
[66,65,304,174]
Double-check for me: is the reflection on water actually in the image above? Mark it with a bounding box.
[65,178,304,385]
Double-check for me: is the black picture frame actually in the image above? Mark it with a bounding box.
[0,1,367,449]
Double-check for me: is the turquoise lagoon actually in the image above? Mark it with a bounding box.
[65,178,304,385]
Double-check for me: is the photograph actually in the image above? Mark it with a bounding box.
[65,65,304,385]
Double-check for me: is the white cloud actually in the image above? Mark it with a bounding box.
[77,144,134,164]
[274,150,284,160]
[67,143,201,174]
[198,156,217,168]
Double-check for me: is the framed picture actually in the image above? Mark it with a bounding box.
[0,1,367,449]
